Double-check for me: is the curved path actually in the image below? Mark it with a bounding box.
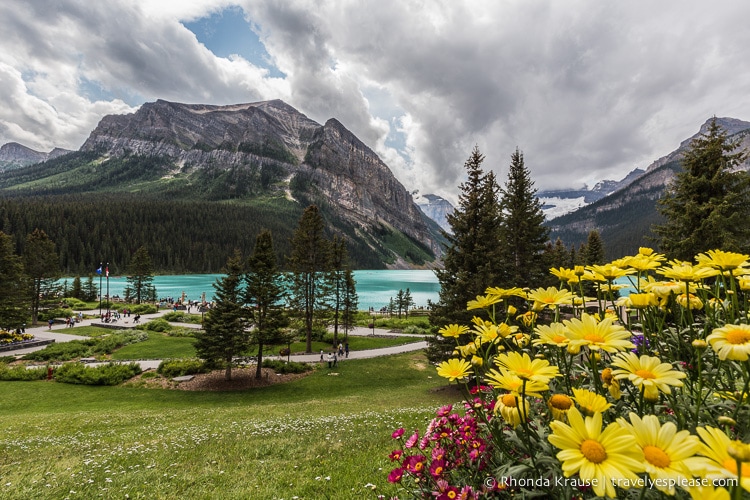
[3,308,429,370]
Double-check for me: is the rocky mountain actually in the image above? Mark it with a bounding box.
[538,168,645,219]
[414,193,454,233]
[0,142,71,171]
[0,99,443,271]
[547,117,750,258]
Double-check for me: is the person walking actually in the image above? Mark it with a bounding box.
[327,352,334,369]
[345,342,349,358]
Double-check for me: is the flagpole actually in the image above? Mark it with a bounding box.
[98,262,103,318]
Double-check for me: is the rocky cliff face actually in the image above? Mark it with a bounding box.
[80,99,441,262]
[0,142,71,171]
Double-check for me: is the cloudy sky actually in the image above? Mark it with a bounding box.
[2,0,750,203]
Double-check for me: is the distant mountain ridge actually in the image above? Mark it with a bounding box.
[547,117,750,258]
[0,142,71,171]
[0,99,444,272]
[414,193,454,233]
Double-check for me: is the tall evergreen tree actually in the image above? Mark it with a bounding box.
[498,147,550,287]
[429,146,503,362]
[195,250,250,380]
[584,230,606,265]
[83,274,99,302]
[23,229,60,325]
[245,230,287,379]
[0,231,29,329]
[287,205,331,353]
[327,235,350,346]
[70,276,83,299]
[654,118,750,260]
[126,246,155,304]
[340,269,358,340]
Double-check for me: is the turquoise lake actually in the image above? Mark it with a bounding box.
[78,270,441,310]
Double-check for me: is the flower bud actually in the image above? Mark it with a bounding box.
[727,440,750,462]
[718,416,737,427]
[691,339,707,350]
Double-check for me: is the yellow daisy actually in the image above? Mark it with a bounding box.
[547,393,573,421]
[550,267,578,284]
[526,286,576,310]
[484,286,527,299]
[571,387,612,416]
[696,426,750,493]
[436,358,472,382]
[707,324,750,361]
[611,352,686,401]
[548,407,643,498]
[587,263,635,281]
[617,413,712,495]
[695,249,750,272]
[439,323,469,339]
[621,250,665,272]
[494,351,560,385]
[467,293,502,310]
[686,484,731,500]
[659,260,720,282]
[677,293,704,310]
[494,393,530,428]
[564,313,634,353]
[616,292,659,309]
[533,322,570,348]
[485,370,550,398]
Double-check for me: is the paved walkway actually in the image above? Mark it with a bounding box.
[4,308,429,370]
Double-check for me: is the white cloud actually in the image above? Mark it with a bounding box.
[1,0,750,200]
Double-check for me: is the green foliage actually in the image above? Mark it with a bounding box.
[261,359,312,374]
[22,331,147,361]
[0,231,29,329]
[54,362,142,385]
[140,318,171,332]
[157,358,209,378]
[654,118,750,260]
[128,304,157,314]
[0,363,48,381]
[61,297,88,309]
[161,311,202,324]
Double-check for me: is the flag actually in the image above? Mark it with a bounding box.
[105,266,109,278]
[96,266,102,275]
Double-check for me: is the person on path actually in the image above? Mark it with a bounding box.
[48,319,53,329]
[320,350,324,363]
[345,342,349,358]
[327,352,334,369]
[338,343,344,356]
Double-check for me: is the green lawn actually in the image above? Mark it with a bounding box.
[110,333,197,360]
[0,352,455,499]
[59,326,115,337]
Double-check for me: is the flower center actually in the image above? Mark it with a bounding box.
[643,445,671,468]
[584,333,605,343]
[722,458,750,477]
[515,367,534,378]
[549,394,573,410]
[726,329,750,345]
[580,439,607,464]
[635,369,656,379]
[501,394,518,407]
[552,335,568,343]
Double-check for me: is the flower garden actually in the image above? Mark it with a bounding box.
[0,330,33,346]
[386,248,750,500]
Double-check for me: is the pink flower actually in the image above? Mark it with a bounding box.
[436,404,453,417]
[391,427,405,439]
[387,467,404,483]
[404,430,419,448]
[388,449,403,462]
[403,455,427,474]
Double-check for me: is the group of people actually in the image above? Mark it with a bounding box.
[321,342,350,368]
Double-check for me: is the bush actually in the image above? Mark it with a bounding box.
[22,340,96,361]
[0,363,49,381]
[141,318,171,332]
[162,312,203,324]
[90,331,148,355]
[165,327,195,338]
[401,324,428,335]
[54,362,142,385]
[61,297,88,309]
[261,359,312,374]
[129,304,157,315]
[157,358,209,378]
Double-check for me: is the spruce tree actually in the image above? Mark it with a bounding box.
[327,235,350,346]
[498,147,550,287]
[287,205,331,353]
[127,246,155,304]
[428,146,503,362]
[0,232,29,329]
[23,229,60,325]
[245,230,287,379]
[195,250,250,380]
[584,230,606,265]
[340,269,358,340]
[654,118,750,260]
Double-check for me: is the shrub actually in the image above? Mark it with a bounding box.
[157,358,209,378]
[22,340,96,361]
[54,362,142,385]
[61,297,88,309]
[90,331,148,355]
[261,359,312,374]
[141,318,171,332]
[0,363,49,381]
[129,304,157,315]
[162,311,202,324]
[165,327,195,338]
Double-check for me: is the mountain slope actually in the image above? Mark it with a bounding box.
[548,117,750,257]
[0,99,442,273]
[0,142,71,172]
